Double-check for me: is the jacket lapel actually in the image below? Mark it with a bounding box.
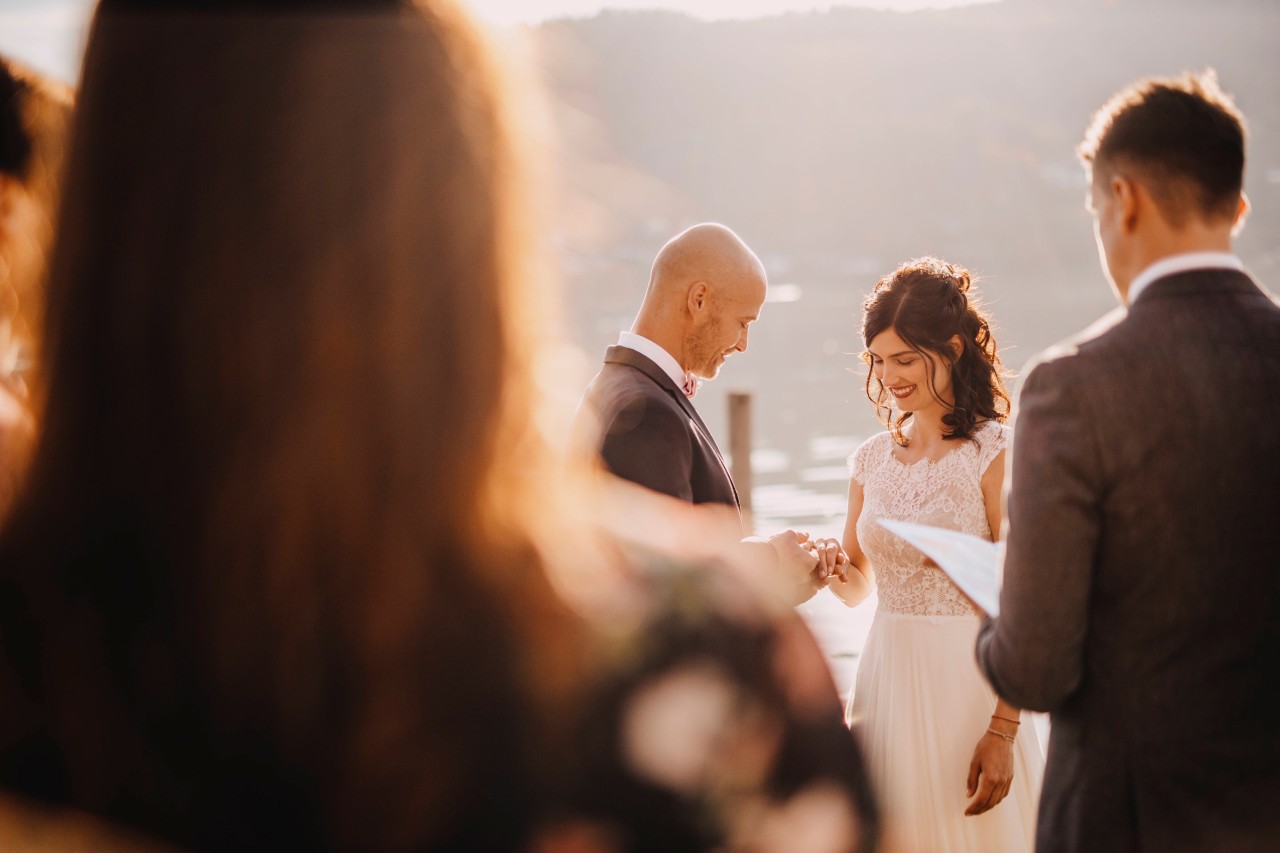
[603,346,740,507]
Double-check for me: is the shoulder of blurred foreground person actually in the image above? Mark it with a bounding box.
[533,477,879,853]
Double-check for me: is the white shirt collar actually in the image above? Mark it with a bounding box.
[1127,252,1244,304]
[617,331,687,388]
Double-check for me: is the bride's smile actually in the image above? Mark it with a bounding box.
[866,326,957,418]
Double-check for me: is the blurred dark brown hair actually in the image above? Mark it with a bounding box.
[0,56,72,370]
[0,0,586,849]
[860,256,1009,446]
[1078,69,1246,227]
[0,57,73,516]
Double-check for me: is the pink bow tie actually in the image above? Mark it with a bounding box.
[681,371,699,399]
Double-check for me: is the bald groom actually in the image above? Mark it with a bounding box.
[581,223,835,599]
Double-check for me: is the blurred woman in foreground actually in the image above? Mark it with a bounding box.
[0,1,875,850]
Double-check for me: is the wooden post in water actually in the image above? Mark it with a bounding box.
[728,390,754,534]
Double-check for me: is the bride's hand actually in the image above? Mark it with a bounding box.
[810,537,848,585]
[964,728,1015,816]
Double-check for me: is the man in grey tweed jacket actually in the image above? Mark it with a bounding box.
[977,72,1280,852]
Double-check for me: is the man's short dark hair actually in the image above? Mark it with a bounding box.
[1078,70,1245,227]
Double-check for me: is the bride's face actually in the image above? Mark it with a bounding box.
[866,328,954,415]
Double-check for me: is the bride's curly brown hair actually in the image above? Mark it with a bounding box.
[860,257,1010,446]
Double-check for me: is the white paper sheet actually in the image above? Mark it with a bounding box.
[877,519,1002,617]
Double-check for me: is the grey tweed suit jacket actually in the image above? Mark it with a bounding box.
[977,268,1280,852]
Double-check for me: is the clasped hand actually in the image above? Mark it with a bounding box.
[805,534,849,587]
[768,529,849,594]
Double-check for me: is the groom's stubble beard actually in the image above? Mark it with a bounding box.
[688,316,732,380]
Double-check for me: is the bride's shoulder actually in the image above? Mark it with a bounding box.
[852,430,896,456]
[847,430,894,483]
[972,420,1011,470]
[975,419,1011,442]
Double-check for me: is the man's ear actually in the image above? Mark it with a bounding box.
[1232,192,1250,237]
[687,281,709,315]
[1114,174,1140,235]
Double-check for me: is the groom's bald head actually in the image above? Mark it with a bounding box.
[633,223,767,380]
[645,223,766,306]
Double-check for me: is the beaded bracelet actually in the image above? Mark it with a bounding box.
[986,727,1016,743]
[991,714,1021,725]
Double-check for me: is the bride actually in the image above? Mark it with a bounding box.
[829,257,1044,851]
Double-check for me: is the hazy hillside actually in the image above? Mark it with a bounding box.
[530,0,1280,498]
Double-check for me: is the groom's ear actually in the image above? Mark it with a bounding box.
[687,281,709,315]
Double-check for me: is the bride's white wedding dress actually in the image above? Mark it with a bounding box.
[847,421,1043,852]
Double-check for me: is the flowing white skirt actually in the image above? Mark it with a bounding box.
[847,612,1044,853]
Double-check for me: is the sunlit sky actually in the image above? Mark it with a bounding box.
[0,0,992,82]
[470,0,987,25]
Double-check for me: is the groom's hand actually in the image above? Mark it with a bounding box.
[767,529,822,605]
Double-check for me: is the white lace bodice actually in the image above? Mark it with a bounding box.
[850,421,1008,617]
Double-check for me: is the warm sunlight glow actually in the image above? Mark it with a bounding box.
[0,0,996,81]
[469,0,992,25]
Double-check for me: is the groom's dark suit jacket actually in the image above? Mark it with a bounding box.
[977,268,1280,853]
[580,346,739,514]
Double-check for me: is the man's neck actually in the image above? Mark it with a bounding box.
[1119,227,1235,301]
[630,321,688,372]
